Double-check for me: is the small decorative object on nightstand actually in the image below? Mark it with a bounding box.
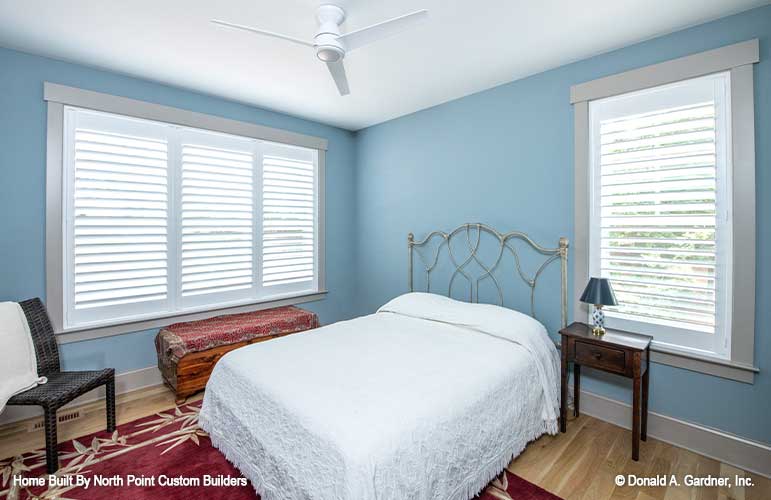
[559,322,652,461]
[579,277,618,335]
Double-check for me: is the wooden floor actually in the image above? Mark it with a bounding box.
[0,386,767,500]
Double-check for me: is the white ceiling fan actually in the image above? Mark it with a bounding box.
[211,4,428,96]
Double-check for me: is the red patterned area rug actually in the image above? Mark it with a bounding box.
[1,401,560,500]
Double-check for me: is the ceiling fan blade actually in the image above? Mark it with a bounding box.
[211,19,313,48]
[338,10,428,51]
[326,61,350,96]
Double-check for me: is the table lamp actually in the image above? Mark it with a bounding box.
[580,277,618,335]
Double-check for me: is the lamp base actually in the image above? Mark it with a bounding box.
[591,305,606,336]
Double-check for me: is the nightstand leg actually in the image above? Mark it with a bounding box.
[632,353,641,461]
[560,339,568,433]
[573,363,580,417]
[642,359,649,441]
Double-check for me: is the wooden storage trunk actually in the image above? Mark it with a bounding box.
[155,306,319,402]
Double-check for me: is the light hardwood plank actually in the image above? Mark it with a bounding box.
[0,386,201,460]
[508,413,589,485]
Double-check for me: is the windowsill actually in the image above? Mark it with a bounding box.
[55,290,328,344]
[649,344,758,384]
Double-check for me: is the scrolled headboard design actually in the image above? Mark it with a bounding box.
[407,223,569,328]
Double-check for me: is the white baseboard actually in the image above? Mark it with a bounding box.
[0,366,163,426]
[580,390,771,479]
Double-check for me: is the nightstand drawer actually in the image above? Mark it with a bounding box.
[575,341,626,373]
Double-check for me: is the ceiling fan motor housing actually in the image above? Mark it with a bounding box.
[315,4,346,62]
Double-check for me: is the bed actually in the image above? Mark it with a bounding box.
[199,223,569,500]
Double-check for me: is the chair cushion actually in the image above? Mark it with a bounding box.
[6,369,114,408]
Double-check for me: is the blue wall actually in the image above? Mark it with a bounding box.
[354,5,771,444]
[0,47,359,373]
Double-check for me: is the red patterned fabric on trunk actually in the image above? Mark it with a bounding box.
[155,306,319,363]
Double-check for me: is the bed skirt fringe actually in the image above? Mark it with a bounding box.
[200,411,285,500]
[450,417,558,500]
[202,408,558,500]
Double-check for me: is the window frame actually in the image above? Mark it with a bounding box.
[571,40,758,383]
[45,83,327,343]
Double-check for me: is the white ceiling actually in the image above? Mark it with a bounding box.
[0,0,766,130]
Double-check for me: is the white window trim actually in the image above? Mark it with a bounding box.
[571,40,758,383]
[45,83,327,343]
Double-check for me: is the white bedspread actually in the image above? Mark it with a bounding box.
[199,293,560,500]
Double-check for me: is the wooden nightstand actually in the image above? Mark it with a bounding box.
[559,322,652,461]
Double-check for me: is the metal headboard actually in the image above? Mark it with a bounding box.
[407,223,569,328]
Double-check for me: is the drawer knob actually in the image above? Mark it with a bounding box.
[592,351,602,359]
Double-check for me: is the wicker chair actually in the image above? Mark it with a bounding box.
[6,298,115,473]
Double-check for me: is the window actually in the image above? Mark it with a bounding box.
[59,105,322,331]
[588,73,731,358]
[571,40,757,381]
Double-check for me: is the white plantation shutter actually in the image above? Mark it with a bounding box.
[261,143,318,293]
[179,131,256,305]
[61,106,322,330]
[65,110,171,326]
[589,72,731,355]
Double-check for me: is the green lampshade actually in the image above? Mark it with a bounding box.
[580,277,618,306]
